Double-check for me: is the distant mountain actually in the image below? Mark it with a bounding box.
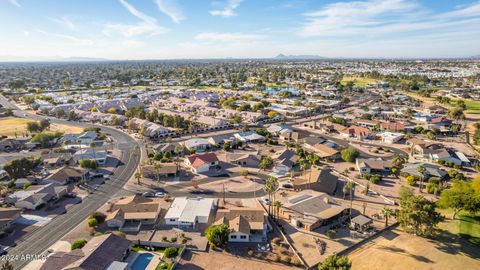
[469,55,480,59]
[60,57,110,62]
[274,54,328,60]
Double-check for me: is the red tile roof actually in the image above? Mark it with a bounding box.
[187,153,219,169]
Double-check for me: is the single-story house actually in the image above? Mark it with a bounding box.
[45,166,89,185]
[164,197,216,229]
[234,131,265,143]
[140,163,178,179]
[6,183,69,210]
[73,148,107,166]
[279,190,347,231]
[356,158,393,175]
[378,131,404,144]
[293,168,338,195]
[400,162,448,180]
[39,233,131,270]
[105,195,163,232]
[0,207,22,232]
[185,153,219,174]
[214,207,267,243]
[183,138,213,152]
[341,125,373,139]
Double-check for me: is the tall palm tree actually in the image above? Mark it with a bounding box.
[416,165,426,193]
[381,207,394,227]
[264,176,278,217]
[273,200,282,221]
[134,171,142,185]
[154,163,162,181]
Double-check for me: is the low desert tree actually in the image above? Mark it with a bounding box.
[341,147,360,162]
[259,156,274,170]
[318,254,352,270]
[397,191,443,236]
[205,224,230,248]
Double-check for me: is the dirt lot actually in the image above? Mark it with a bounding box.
[349,228,480,270]
[178,249,299,270]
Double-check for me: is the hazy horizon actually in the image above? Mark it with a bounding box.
[1,0,480,60]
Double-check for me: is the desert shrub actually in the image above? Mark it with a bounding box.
[87,217,98,228]
[405,175,417,186]
[163,247,179,258]
[71,239,87,250]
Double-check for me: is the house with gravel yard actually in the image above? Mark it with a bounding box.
[278,190,347,231]
[214,207,267,243]
[164,197,216,229]
[356,158,393,175]
[293,167,338,195]
[185,152,219,174]
[401,162,448,180]
[105,195,163,232]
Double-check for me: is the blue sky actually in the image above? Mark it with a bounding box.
[1,0,479,60]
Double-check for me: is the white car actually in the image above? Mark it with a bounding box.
[260,196,271,205]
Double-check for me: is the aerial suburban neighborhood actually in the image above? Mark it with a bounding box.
[0,0,479,270]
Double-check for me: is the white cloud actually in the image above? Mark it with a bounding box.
[194,32,264,42]
[300,0,480,38]
[154,0,185,24]
[209,0,243,17]
[104,0,168,37]
[7,0,21,7]
[37,30,94,46]
[49,16,75,30]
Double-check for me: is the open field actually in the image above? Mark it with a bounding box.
[439,210,480,247]
[349,227,480,270]
[0,117,83,137]
[341,76,381,87]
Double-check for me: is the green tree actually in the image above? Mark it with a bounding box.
[341,147,360,162]
[259,156,274,170]
[397,192,443,236]
[163,247,179,258]
[438,180,480,220]
[205,223,230,247]
[26,121,41,133]
[318,254,352,270]
[79,159,98,170]
[4,157,40,179]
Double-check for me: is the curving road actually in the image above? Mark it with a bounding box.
[0,95,141,269]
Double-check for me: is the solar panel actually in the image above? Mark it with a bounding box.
[289,194,312,204]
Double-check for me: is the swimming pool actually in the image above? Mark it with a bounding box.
[131,253,154,270]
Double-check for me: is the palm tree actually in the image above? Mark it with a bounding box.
[381,207,394,227]
[154,163,162,181]
[273,200,282,221]
[264,176,278,217]
[416,165,426,193]
[134,171,142,185]
[343,180,355,200]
